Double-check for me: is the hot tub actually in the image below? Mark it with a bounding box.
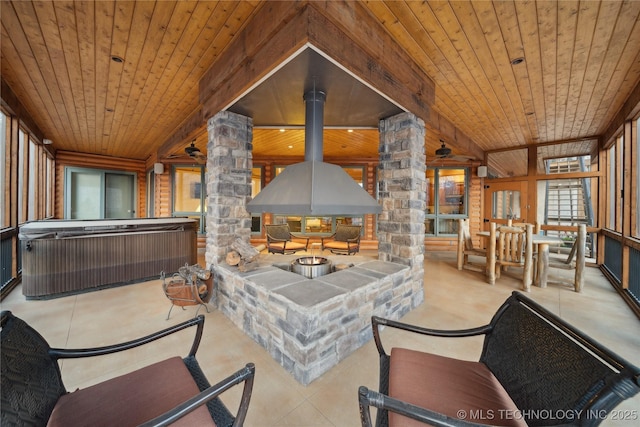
[19,218,198,299]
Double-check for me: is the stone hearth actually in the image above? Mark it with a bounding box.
[215,255,418,385]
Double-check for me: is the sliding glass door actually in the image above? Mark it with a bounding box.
[65,168,136,219]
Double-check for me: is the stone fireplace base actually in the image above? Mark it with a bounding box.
[214,255,422,385]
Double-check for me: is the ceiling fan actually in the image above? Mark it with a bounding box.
[167,140,206,163]
[429,140,475,163]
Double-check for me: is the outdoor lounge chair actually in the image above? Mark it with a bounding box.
[265,224,309,254]
[321,224,362,255]
[358,291,640,427]
[1,311,255,427]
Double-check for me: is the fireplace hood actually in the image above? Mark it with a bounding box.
[246,90,381,215]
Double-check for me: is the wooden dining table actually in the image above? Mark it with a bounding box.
[478,231,564,289]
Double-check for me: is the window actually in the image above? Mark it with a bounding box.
[146,169,155,217]
[172,165,206,234]
[251,166,263,233]
[606,136,624,232]
[64,167,136,219]
[635,117,640,238]
[272,215,363,235]
[0,111,6,228]
[269,164,366,234]
[425,167,468,236]
[17,128,26,223]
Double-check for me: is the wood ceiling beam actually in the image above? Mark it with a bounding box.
[199,1,436,126]
[199,2,308,117]
[305,1,434,119]
[165,1,476,160]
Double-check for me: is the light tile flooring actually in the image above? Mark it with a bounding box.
[2,251,639,426]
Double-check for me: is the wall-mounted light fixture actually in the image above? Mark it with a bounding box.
[477,165,488,178]
[154,163,164,174]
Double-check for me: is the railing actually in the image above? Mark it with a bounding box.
[603,235,622,282]
[0,227,20,299]
[628,246,640,305]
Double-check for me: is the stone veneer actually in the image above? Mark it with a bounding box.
[377,112,426,307]
[204,110,428,385]
[215,258,413,385]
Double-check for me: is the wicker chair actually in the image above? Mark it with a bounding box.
[265,224,309,254]
[321,224,362,255]
[1,311,255,427]
[358,291,640,427]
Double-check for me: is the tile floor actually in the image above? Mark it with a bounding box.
[2,251,639,426]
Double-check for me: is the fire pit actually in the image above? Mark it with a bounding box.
[291,256,332,279]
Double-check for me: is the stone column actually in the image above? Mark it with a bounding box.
[205,111,253,268]
[378,112,426,307]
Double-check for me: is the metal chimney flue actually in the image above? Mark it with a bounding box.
[245,89,382,215]
[303,90,325,162]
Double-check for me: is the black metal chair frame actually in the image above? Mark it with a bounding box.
[1,311,255,427]
[358,291,640,427]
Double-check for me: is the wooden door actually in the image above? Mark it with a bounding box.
[483,181,529,229]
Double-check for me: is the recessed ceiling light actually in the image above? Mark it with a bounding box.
[288,145,293,149]
[510,57,524,65]
[111,55,124,63]
[347,129,353,133]
[43,139,53,145]
[279,129,285,132]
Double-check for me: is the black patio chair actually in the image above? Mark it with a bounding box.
[1,311,255,427]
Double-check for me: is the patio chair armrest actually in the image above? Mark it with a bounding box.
[371,316,492,357]
[139,363,256,427]
[49,315,205,360]
[358,387,489,427]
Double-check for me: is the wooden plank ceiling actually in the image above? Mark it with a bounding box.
[1,1,639,164]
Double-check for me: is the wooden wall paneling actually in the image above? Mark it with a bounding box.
[53,151,146,219]
[157,172,171,217]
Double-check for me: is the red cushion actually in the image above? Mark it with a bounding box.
[47,357,216,427]
[388,348,526,427]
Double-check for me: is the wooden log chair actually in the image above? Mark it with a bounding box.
[358,291,640,427]
[457,219,492,275]
[534,224,587,292]
[321,224,362,255]
[1,312,255,427]
[495,224,534,291]
[162,264,212,320]
[265,224,309,254]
